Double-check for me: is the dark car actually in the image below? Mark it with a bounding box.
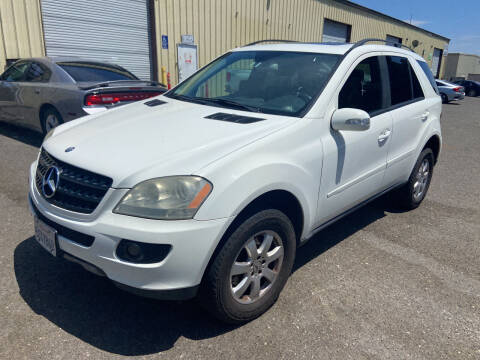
[0,57,167,134]
[453,80,480,97]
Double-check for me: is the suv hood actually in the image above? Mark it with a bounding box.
[44,97,294,188]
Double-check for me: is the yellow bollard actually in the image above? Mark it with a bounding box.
[161,66,167,86]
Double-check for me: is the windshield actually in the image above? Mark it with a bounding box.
[58,62,138,82]
[166,51,341,117]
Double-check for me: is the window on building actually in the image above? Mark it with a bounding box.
[386,35,402,46]
[339,56,385,115]
[322,19,351,43]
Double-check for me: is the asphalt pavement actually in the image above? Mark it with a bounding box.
[0,97,478,359]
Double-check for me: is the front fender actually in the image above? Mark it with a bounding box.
[195,154,321,240]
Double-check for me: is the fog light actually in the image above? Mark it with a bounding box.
[116,239,172,264]
[126,243,142,258]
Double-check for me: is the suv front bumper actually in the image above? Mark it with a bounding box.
[28,162,230,299]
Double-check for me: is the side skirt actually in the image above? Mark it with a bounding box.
[300,183,404,245]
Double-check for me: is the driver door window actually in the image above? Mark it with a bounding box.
[1,62,30,82]
[338,56,386,115]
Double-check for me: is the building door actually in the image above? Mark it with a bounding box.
[431,48,443,78]
[322,19,351,43]
[40,0,152,80]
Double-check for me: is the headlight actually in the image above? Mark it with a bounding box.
[113,176,212,220]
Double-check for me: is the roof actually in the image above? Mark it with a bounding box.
[234,43,353,54]
[334,0,450,42]
[235,42,426,62]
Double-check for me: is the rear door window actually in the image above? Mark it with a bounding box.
[57,62,138,82]
[386,56,425,106]
[417,60,439,94]
[25,62,51,82]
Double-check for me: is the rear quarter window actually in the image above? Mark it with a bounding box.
[417,60,439,94]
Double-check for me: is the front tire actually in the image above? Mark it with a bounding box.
[441,93,448,103]
[200,209,296,323]
[40,107,63,135]
[392,148,434,210]
[467,89,477,97]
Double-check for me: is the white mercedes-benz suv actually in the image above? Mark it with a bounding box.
[29,40,442,323]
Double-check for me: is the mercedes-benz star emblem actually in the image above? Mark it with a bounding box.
[42,166,61,199]
[65,146,75,153]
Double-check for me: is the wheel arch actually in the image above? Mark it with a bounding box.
[423,134,441,165]
[200,189,305,285]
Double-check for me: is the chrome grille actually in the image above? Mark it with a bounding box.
[35,149,113,214]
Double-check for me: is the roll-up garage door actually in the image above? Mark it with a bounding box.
[431,48,442,78]
[322,19,350,43]
[41,0,152,80]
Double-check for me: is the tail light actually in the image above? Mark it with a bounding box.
[85,91,163,106]
[453,87,462,93]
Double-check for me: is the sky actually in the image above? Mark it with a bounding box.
[351,0,480,55]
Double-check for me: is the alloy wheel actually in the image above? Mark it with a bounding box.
[413,159,430,201]
[230,230,284,304]
[45,114,60,132]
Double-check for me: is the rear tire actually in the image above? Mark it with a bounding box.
[467,89,477,97]
[40,107,63,135]
[200,209,296,324]
[391,148,434,210]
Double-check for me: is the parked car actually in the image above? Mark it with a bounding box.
[435,80,465,103]
[29,40,442,323]
[0,57,166,134]
[453,79,480,97]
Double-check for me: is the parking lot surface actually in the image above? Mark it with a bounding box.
[0,98,479,359]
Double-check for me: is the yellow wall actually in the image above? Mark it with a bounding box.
[0,0,448,81]
[153,0,449,84]
[0,0,45,71]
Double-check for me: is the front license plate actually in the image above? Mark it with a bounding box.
[34,216,57,256]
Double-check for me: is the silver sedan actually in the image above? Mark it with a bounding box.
[435,80,465,103]
[0,57,166,134]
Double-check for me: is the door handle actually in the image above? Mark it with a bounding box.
[378,129,391,144]
[420,111,429,121]
[34,88,40,94]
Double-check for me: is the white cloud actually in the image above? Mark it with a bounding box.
[403,19,430,27]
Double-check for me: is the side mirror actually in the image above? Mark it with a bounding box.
[331,108,370,131]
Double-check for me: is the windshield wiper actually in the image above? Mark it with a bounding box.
[193,97,262,113]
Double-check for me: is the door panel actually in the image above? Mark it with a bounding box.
[316,55,392,226]
[383,56,429,187]
[0,62,30,124]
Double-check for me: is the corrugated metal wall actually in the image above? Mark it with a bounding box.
[153,0,449,84]
[0,0,449,83]
[0,0,45,71]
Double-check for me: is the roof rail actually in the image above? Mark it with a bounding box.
[350,38,415,52]
[244,39,299,46]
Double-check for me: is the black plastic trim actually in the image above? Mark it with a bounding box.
[113,281,199,301]
[144,99,167,107]
[205,112,265,124]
